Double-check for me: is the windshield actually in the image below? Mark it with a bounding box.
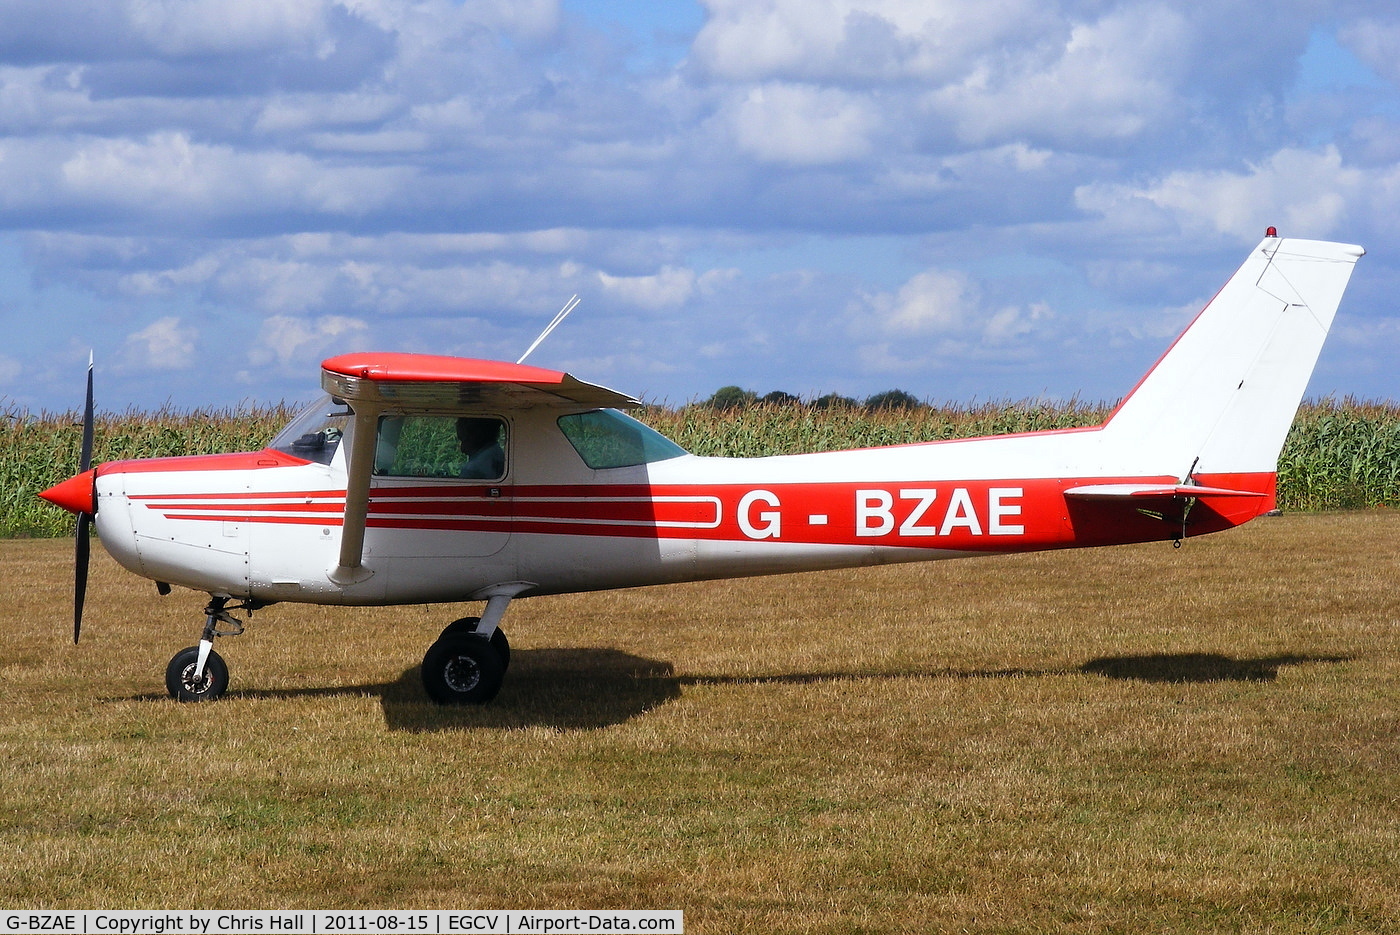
[268,395,352,465]
[557,409,687,469]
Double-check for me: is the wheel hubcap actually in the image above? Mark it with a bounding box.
[443,655,481,693]
[180,665,211,693]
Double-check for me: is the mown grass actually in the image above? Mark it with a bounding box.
[3,398,1398,538]
[1,511,1398,931]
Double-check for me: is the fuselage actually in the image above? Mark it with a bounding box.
[84,402,1271,607]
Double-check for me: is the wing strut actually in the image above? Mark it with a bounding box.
[330,404,380,585]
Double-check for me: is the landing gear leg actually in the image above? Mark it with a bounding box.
[165,596,253,703]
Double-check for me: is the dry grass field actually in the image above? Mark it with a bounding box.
[2,511,1399,932]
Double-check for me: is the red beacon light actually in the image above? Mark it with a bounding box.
[1266,226,1278,238]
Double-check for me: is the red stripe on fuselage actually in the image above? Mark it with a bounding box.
[122,472,1276,549]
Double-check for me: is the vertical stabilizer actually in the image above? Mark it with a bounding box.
[1099,236,1364,477]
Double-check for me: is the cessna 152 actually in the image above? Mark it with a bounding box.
[40,233,1364,704]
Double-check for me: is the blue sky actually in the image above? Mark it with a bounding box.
[1,0,1397,415]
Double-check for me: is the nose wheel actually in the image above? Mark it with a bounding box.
[165,646,229,702]
[165,596,256,703]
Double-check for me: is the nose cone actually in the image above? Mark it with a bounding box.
[40,468,97,515]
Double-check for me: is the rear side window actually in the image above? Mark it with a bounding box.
[557,409,686,469]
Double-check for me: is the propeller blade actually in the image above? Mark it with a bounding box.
[74,353,95,644]
[74,511,91,644]
[80,352,94,472]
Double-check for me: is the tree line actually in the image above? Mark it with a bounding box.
[703,385,925,411]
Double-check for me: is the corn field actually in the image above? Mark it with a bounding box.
[3,398,1397,539]
[1,403,295,539]
[1277,400,1400,511]
[644,398,1114,456]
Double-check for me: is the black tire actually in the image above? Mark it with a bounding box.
[165,646,230,702]
[439,617,510,670]
[421,634,505,705]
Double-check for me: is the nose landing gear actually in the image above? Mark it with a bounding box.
[165,645,229,702]
[165,596,257,702]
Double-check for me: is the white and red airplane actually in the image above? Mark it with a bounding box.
[41,233,1364,704]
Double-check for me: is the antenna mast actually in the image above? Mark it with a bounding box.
[517,294,580,365]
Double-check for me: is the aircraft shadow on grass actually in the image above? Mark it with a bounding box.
[1078,652,1353,684]
[374,653,1093,732]
[124,648,1063,731]
[120,649,1354,731]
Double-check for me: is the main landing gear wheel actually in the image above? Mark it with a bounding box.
[421,633,506,705]
[165,646,230,702]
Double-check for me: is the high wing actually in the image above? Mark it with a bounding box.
[321,352,639,410]
[321,352,638,583]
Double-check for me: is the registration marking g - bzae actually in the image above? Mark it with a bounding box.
[684,482,1031,546]
[39,235,1365,705]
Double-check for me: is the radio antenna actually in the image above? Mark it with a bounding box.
[517,294,580,365]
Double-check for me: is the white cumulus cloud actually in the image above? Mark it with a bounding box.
[124,0,336,57]
[597,266,697,308]
[0,353,21,385]
[693,0,1059,83]
[724,83,880,165]
[1338,18,1400,84]
[120,316,198,371]
[859,268,979,335]
[1076,145,1381,242]
[927,4,1188,145]
[253,314,368,367]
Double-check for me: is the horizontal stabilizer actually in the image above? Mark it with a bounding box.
[1063,483,1267,501]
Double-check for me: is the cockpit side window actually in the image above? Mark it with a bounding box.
[557,409,687,469]
[374,415,507,480]
[268,395,352,465]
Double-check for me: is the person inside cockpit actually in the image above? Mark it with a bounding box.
[456,417,505,479]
